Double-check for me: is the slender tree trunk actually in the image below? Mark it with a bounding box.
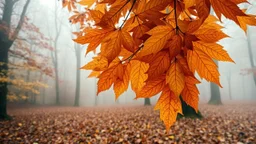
[24,69,30,103]
[53,41,60,105]
[42,75,47,105]
[208,61,222,105]
[208,82,222,105]
[54,61,60,105]
[0,43,10,120]
[247,27,256,86]
[144,98,151,106]
[74,44,81,106]
[0,0,30,120]
[242,76,246,97]
[95,79,98,106]
[228,75,232,100]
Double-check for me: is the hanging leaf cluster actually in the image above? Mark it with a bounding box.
[63,0,256,131]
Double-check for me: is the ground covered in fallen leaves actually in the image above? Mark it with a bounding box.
[1,102,256,144]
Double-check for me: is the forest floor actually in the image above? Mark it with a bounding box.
[0,102,256,144]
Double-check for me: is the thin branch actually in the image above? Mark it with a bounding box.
[120,0,136,29]
[122,45,143,62]
[174,0,178,34]
[12,0,31,41]
[108,0,131,25]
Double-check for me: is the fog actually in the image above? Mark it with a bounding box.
[5,0,256,106]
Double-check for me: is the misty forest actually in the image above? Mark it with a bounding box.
[0,0,256,143]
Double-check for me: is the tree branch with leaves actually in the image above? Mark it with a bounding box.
[63,0,256,131]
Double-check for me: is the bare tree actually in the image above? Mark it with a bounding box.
[46,0,66,105]
[74,41,81,106]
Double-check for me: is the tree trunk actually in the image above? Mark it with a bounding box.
[0,43,10,120]
[0,39,13,120]
[95,79,98,106]
[53,41,60,105]
[228,75,232,100]
[208,61,222,105]
[74,45,81,107]
[54,62,60,105]
[25,69,30,103]
[144,98,151,106]
[247,27,256,85]
[177,96,203,119]
[0,0,30,120]
[208,82,222,105]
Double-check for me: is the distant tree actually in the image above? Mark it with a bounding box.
[226,70,232,100]
[0,0,32,120]
[144,98,151,106]
[246,28,256,85]
[208,61,222,105]
[74,40,81,106]
[64,0,256,131]
[46,0,67,105]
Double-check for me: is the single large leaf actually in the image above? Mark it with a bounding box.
[130,60,149,92]
[138,25,175,57]
[181,76,200,112]
[187,49,221,86]
[166,62,185,97]
[155,86,183,132]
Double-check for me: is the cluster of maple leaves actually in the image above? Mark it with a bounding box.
[62,0,256,130]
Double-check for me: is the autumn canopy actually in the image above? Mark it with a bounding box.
[62,0,256,131]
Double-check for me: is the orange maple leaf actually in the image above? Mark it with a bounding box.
[154,86,183,132]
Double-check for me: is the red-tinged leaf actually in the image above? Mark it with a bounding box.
[120,30,136,52]
[89,10,104,23]
[184,0,195,9]
[147,51,170,78]
[136,0,171,20]
[195,0,210,19]
[209,0,246,24]
[167,35,182,60]
[230,0,249,4]
[97,63,123,94]
[97,0,130,28]
[176,55,194,76]
[114,64,130,99]
[101,30,122,63]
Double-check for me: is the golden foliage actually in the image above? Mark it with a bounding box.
[64,0,256,131]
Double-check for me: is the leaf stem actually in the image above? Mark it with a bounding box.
[174,0,179,34]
